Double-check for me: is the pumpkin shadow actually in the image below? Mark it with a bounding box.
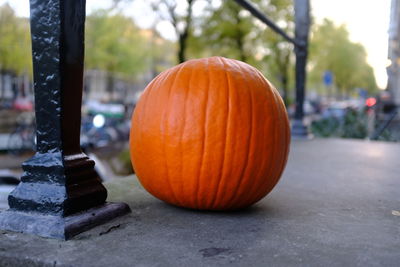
[159,201,275,217]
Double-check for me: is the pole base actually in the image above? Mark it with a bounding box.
[291,119,311,139]
[0,202,130,240]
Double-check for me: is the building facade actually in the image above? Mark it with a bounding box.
[388,0,400,105]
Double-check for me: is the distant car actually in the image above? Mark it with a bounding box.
[13,97,34,111]
[322,107,347,119]
[288,100,316,117]
[304,100,316,115]
[322,102,349,119]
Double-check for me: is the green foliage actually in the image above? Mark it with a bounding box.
[0,4,175,83]
[117,148,134,175]
[0,4,32,76]
[0,2,379,103]
[149,0,197,63]
[311,108,368,139]
[191,0,253,61]
[376,128,399,142]
[308,19,378,96]
[341,109,368,138]
[147,29,177,75]
[191,0,294,104]
[253,0,294,104]
[85,10,150,79]
[194,3,377,104]
[311,117,340,137]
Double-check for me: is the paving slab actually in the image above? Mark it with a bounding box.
[0,138,399,266]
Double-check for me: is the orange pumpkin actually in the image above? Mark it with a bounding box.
[130,56,290,210]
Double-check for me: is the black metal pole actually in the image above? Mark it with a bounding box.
[233,0,310,137]
[0,0,130,240]
[233,0,300,47]
[291,0,310,137]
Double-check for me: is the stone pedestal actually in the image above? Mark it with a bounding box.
[0,0,130,240]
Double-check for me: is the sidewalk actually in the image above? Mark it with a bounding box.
[0,138,399,266]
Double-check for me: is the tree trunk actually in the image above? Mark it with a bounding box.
[178,34,187,63]
[281,73,289,106]
[11,72,18,100]
[236,34,246,62]
[234,8,246,62]
[274,46,291,106]
[177,0,194,63]
[0,70,4,101]
[107,72,114,101]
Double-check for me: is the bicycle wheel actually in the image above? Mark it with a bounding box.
[7,132,24,156]
[20,127,36,152]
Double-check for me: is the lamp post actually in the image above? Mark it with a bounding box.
[0,0,130,240]
[292,0,310,137]
[233,0,311,137]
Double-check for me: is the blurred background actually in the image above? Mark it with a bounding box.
[0,0,399,198]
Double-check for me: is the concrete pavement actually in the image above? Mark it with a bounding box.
[0,138,399,266]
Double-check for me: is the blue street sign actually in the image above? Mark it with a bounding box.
[323,71,333,86]
[358,88,368,98]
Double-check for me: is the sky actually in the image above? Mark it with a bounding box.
[311,0,391,89]
[0,0,391,89]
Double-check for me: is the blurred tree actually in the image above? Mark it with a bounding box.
[151,0,197,63]
[0,4,32,98]
[254,0,294,105]
[194,0,253,62]
[142,25,176,77]
[113,0,201,63]
[308,19,377,97]
[193,0,294,105]
[85,10,150,92]
[0,4,32,75]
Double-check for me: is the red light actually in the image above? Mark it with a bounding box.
[366,97,376,107]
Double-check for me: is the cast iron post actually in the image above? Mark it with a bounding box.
[0,0,130,240]
[233,0,310,137]
[292,0,310,137]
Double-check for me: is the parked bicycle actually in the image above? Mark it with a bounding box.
[7,112,36,155]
